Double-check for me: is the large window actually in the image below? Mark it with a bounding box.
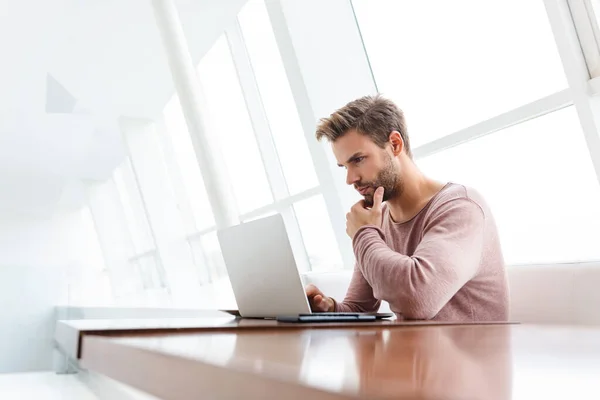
[353,0,600,265]
[163,95,215,235]
[66,206,113,306]
[235,0,343,271]
[151,4,345,307]
[238,0,319,195]
[163,92,233,296]
[352,0,568,146]
[418,107,600,264]
[86,157,167,305]
[197,34,273,215]
[112,157,154,255]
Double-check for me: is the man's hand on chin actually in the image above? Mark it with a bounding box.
[346,186,384,239]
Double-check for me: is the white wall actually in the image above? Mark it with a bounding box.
[0,212,81,373]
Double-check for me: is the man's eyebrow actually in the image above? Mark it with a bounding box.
[337,152,364,167]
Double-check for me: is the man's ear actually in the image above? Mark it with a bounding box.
[389,131,404,156]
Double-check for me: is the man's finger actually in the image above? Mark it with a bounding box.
[372,187,384,211]
[305,284,319,297]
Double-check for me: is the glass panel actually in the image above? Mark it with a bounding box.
[417,106,600,264]
[189,232,229,285]
[163,95,215,233]
[238,0,319,194]
[79,206,108,273]
[294,195,344,271]
[188,232,237,309]
[189,236,210,286]
[87,179,132,252]
[241,210,278,223]
[113,157,155,254]
[67,207,113,306]
[201,232,229,281]
[134,252,167,290]
[197,35,273,214]
[352,0,568,147]
[110,260,144,298]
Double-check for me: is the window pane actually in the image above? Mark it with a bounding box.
[417,107,600,264]
[198,35,273,214]
[352,0,568,146]
[113,157,154,254]
[189,232,229,285]
[189,236,210,286]
[79,206,107,273]
[201,232,229,281]
[68,207,112,306]
[238,0,319,194]
[87,179,137,267]
[294,195,343,271]
[241,210,277,223]
[163,95,215,233]
[134,252,167,290]
[188,232,237,309]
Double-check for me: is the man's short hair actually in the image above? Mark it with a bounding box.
[315,94,412,158]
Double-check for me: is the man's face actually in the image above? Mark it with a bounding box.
[333,130,402,207]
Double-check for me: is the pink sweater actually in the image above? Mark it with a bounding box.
[335,183,509,322]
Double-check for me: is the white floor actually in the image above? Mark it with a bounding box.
[0,372,98,400]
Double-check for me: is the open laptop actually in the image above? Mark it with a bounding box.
[216,213,393,322]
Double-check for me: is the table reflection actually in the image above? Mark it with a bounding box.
[349,326,513,399]
[226,325,513,399]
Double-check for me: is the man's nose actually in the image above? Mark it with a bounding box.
[346,170,360,186]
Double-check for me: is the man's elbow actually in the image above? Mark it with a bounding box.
[401,302,442,320]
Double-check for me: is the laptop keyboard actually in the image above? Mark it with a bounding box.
[295,314,376,322]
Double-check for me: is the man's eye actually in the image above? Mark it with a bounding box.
[354,157,364,163]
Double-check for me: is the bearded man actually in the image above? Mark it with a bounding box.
[305,95,509,322]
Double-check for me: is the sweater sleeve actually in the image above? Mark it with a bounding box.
[351,198,485,320]
[334,263,381,313]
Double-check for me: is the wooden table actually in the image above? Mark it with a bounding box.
[55,314,600,399]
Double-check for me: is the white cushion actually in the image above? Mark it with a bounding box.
[508,262,600,325]
[572,265,600,325]
[507,264,574,324]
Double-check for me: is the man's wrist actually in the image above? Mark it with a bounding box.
[328,297,337,312]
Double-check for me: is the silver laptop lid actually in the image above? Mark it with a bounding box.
[216,213,311,318]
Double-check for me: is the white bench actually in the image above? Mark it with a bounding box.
[302,261,600,325]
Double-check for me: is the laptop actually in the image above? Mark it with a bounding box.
[216,213,393,322]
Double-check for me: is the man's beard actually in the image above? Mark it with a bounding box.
[356,156,402,207]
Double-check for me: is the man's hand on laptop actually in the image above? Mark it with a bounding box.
[305,284,335,312]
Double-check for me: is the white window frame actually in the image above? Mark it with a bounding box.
[168,21,338,275]
[568,0,600,80]
[412,90,573,159]
[545,0,600,189]
[153,22,321,276]
[226,20,315,273]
